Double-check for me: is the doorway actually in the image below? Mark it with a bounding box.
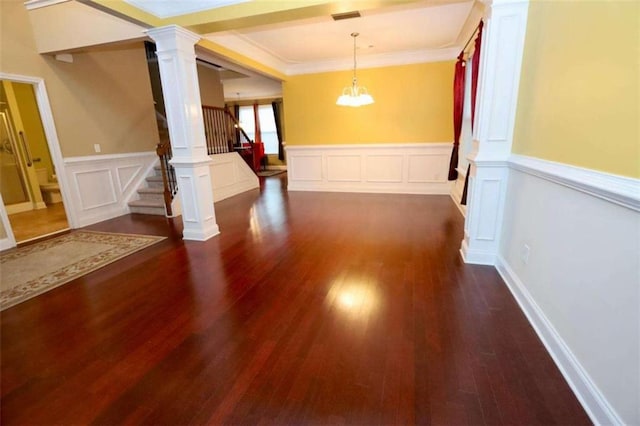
[0,80,69,244]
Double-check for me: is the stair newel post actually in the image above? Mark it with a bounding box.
[146,25,220,241]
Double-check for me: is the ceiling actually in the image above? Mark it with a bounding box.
[119,0,482,101]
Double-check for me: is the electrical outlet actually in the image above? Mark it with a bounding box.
[94,144,101,153]
[521,244,530,265]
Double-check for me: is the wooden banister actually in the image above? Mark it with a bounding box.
[155,138,177,217]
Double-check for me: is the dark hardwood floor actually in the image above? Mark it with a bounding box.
[1,174,590,425]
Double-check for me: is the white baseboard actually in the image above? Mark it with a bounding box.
[286,143,453,195]
[459,238,495,265]
[0,237,15,251]
[496,256,623,425]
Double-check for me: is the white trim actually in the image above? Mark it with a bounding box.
[64,151,156,164]
[23,0,69,10]
[460,0,529,267]
[288,142,452,151]
[209,152,259,202]
[508,154,640,212]
[496,255,624,426]
[63,151,157,227]
[286,143,452,195]
[0,194,17,250]
[0,72,77,228]
[206,32,459,77]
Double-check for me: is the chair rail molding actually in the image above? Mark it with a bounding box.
[508,154,640,212]
[460,0,529,265]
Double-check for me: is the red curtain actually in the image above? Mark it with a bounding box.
[461,21,483,206]
[470,20,484,131]
[447,53,466,181]
[252,103,264,171]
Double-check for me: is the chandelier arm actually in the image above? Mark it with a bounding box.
[353,33,357,83]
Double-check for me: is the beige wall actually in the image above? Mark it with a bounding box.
[1,0,158,157]
[27,0,146,54]
[198,64,225,108]
[513,0,639,178]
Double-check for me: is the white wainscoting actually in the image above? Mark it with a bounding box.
[498,155,640,426]
[210,152,259,202]
[63,151,157,227]
[286,143,453,194]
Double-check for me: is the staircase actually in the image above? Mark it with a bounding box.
[127,165,168,216]
[127,105,258,217]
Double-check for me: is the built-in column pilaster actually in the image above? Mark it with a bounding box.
[146,25,219,241]
[461,0,529,264]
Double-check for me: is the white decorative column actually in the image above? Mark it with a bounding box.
[461,0,529,264]
[146,25,219,241]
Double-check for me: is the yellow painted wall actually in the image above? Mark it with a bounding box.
[283,62,454,145]
[513,0,639,178]
[12,82,55,180]
[0,0,158,157]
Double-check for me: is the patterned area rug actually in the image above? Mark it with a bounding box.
[0,231,165,311]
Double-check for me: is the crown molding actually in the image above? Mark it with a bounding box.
[203,33,290,74]
[285,47,460,75]
[24,0,69,10]
[205,31,460,76]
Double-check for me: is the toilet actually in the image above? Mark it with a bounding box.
[36,168,62,205]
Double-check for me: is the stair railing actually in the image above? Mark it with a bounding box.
[154,106,256,216]
[156,133,177,217]
[202,105,254,153]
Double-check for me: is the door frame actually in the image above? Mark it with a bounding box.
[0,72,77,249]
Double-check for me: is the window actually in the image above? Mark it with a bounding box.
[238,105,279,155]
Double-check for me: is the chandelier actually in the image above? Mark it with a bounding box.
[336,32,374,107]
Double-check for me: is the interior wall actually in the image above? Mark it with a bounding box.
[198,63,225,108]
[0,0,158,157]
[26,0,146,54]
[12,82,54,179]
[512,0,639,178]
[500,1,640,423]
[499,168,639,425]
[283,61,454,146]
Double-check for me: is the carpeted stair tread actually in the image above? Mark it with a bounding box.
[128,199,165,208]
[137,187,164,195]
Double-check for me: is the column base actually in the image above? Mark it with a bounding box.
[460,238,496,265]
[183,223,220,241]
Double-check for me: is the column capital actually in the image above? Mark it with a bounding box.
[145,25,201,51]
